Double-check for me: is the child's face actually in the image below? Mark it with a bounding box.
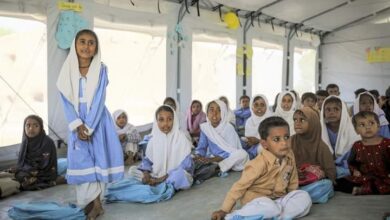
[191,102,202,115]
[327,87,339,96]
[354,115,379,139]
[281,94,293,111]
[359,95,374,112]
[76,33,97,60]
[316,95,326,110]
[324,102,341,124]
[260,126,290,159]
[240,98,250,109]
[207,102,221,128]
[293,112,309,134]
[116,113,128,128]
[303,97,316,108]
[157,110,174,134]
[252,98,267,117]
[25,118,41,138]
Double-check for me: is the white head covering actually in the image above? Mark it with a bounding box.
[112,109,136,135]
[353,91,389,126]
[321,95,360,157]
[200,100,242,153]
[274,91,297,135]
[146,105,192,178]
[245,94,273,138]
[57,30,101,113]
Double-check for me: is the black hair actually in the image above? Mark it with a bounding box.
[240,95,250,101]
[324,97,342,108]
[368,90,379,99]
[155,105,174,119]
[258,116,289,140]
[272,93,280,112]
[191,100,203,109]
[252,95,265,103]
[75,29,99,55]
[219,96,229,107]
[352,111,379,128]
[326,83,339,91]
[290,90,298,100]
[316,90,329,97]
[206,101,220,113]
[163,97,176,109]
[301,92,317,103]
[354,88,367,97]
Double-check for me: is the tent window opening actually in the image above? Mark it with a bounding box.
[192,33,237,109]
[0,16,47,147]
[95,27,166,126]
[252,39,283,106]
[293,47,316,95]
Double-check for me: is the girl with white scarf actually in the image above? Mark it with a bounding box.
[129,105,194,190]
[320,96,360,178]
[195,100,249,175]
[274,91,297,136]
[243,95,273,159]
[57,29,124,219]
[112,110,141,166]
[352,91,390,138]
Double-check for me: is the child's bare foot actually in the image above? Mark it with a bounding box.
[87,196,104,220]
[352,186,362,195]
[84,201,94,215]
[56,176,67,185]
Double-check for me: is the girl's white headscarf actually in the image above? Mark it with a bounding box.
[245,94,273,138]
[353,91,389,126]
[274,91,297,135]
[200,100,242,153]
[321,95,360,157]
[57,30,101,113]
[112,109,136,135]
[146,105,192,178]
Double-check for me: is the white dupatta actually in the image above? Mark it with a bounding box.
[321,95,360,157]
[56,31,101,113]
[146,105,192,178]
[200,100,242,153]
[245,94,273,138]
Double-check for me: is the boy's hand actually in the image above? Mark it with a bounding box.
[211,210,227,220]
[119,134,127,143]
[353,170,361,177]
[77,124,89,141]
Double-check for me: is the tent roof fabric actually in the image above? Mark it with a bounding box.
[173,0,390,35]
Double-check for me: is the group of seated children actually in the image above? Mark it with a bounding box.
[2,84,390,220]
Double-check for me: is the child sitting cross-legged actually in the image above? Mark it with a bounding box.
[211,116,312,220]
[336,111,390,195]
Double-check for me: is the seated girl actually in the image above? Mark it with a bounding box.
[274,91,297,136]
[320,96,360,179]
[291,107,336,203]
[14,115,58,190]
[337,111,390,195]
[112,110,141,166]
[194,100,249,177]
[129,105,194,190]
[186,100,207,146]
[219,96,236,126]
[242,94,273,159]
[353,91,390,138]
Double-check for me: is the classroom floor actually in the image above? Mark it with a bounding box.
[1,171,389,220]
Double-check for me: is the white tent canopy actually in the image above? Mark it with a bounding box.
[0,0,389,149]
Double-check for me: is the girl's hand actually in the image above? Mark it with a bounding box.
[77,124,89,141]
[246,137,259,146]
[119,134,127,143]
[353,170,361,177]
[211,210,227,220]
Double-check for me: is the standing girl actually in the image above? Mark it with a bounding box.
[57,29,124,219]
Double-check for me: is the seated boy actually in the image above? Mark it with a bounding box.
[211,116,312,220]
[234,95,251,136]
